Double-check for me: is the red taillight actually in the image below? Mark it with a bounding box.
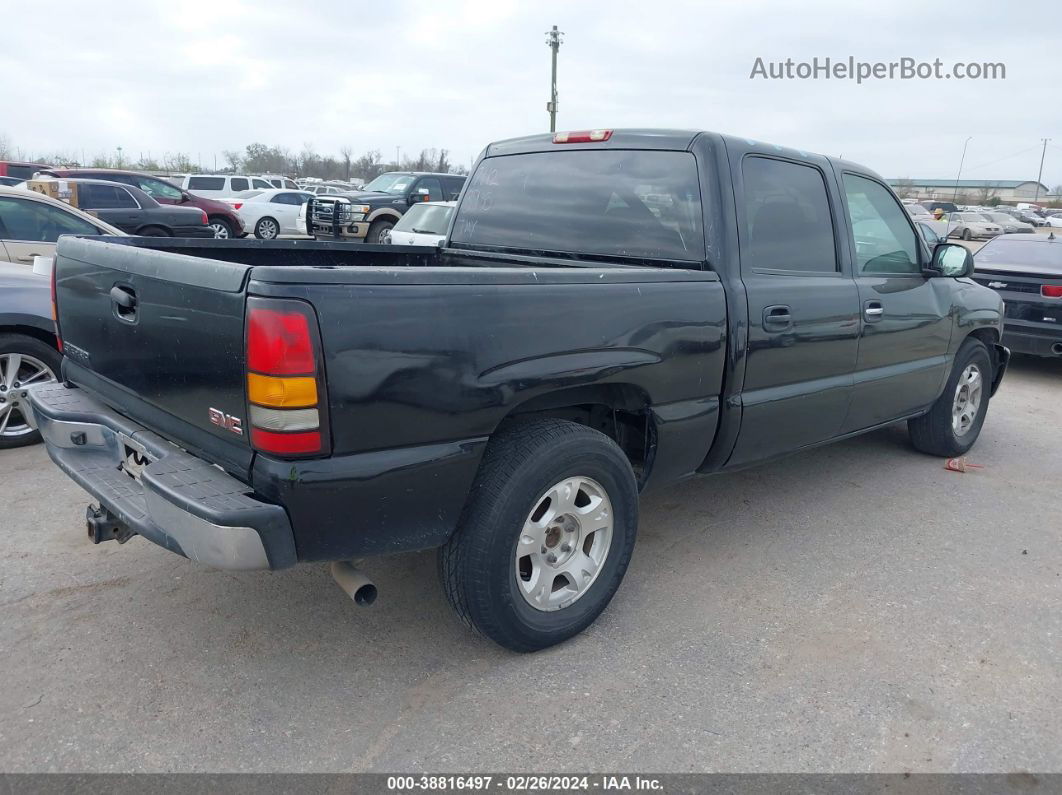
[553,129,613,144]
[1042,285,1062,298]
[247,308,315,374]
[250,428,322,455]
[50,262,62,352]
[232,203,243,210]
[200,210,209,224]
[245,298,327,457]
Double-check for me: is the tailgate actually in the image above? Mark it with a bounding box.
[54,236,253,477]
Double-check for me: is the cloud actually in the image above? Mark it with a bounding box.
[1,0,1058,185]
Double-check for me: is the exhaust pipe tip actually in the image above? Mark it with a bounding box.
[1051,343,1062,356]
[330,561,377,607]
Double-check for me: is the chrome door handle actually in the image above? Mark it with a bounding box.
[864,301,884,322]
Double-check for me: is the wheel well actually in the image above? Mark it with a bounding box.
[1,325,58,351]
[967,327,1000,366]
[136,225,170,236]
[499,385,655,487]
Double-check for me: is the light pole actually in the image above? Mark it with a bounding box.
[1034,138,1050,203]
[116,145,123,168]
[953,137,972,200]
[545,26,563,132]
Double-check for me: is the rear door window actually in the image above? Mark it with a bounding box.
[188,176,225,191]
[742,156,838,273]
[451,150,704,262]
[229,177,249,192]
[79,184,138,209]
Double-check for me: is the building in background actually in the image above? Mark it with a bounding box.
[889,178,1050,204]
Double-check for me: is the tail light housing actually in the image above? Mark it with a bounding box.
[245,297,329,457]
[200,210,209,225]
[1042,285,1062,298]
[50,260,62,352]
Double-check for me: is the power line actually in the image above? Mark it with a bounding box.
[962,145,1042,174]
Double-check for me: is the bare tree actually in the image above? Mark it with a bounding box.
[340,146,353,181]
[0,132,11,160]
[893,178,915,199]
[223,149,243,172]
[976,185,998,205]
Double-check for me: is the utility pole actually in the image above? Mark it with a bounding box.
[545,25,563,132]
[396,146,401,168]
[116,145,123,167]
[1034,138,1050,203]
[953,136,972,200]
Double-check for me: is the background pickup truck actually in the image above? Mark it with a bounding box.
[307,170,465,243]
[29,128,1008,652]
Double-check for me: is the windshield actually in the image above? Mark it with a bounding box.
[906,204,929,215]
[976,238,1062,272]
[983,213,1011,223]
[451,150,705,262]
[361,174,415,194]
[393,203,454,235]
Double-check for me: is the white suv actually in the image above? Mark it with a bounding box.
[180,175,275,199]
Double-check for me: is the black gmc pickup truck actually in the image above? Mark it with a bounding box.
[28,129,1009,651]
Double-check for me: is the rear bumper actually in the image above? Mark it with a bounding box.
[173,226,217,239]
[1001,325,1062,357]
[25,383,297,570]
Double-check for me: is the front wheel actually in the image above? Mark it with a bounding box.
[962,228,972,241]
[908,338,992,457]
[440,419,638,652]
[366,219,394,244]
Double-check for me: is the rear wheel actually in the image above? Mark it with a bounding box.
[440,419,638,652]
[908,337,992,457]
[254,217,280,239]
[0,334,61,449]
[366,219,394,244]
[208,217,234,239]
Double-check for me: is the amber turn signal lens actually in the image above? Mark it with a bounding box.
[247,373,318,408]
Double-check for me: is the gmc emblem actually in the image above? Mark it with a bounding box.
[209,408,244,436]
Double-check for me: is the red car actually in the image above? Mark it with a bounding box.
[0,160,52,182]
[41,168,246,239]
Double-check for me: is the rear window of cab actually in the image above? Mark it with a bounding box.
[450,150,704,262]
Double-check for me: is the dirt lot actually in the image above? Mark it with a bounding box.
[1,356,1060,773]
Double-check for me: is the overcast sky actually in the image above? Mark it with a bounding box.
[2,0,1059,186]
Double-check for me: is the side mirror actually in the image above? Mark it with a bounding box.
[927,242,974,278]
[413,188,430,202]
[180,191,193,203]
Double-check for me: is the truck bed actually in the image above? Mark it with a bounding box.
[51,235,727,560]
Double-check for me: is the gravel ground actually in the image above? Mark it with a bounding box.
[1,355,1060,773]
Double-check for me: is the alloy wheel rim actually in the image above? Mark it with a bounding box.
[0,353,57,437]
[515,476,614,612]
[211,222,230,239]
[952,364,983,437]
[260,219,278,238]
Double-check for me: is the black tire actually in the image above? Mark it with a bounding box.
[908,337,993,457]
[0,333,61,450]
[254,216,280,239]
[137,226,170,237]
[962,228,972,241]
[208,217,234,239]
[366,219,394,244]
[439,419,638,652]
